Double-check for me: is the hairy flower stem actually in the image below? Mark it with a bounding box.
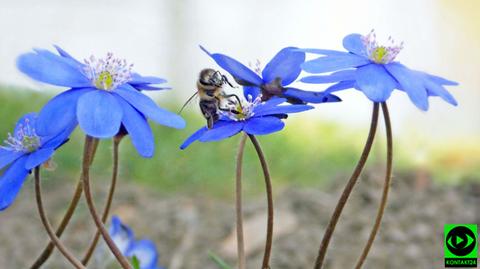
[235,133,248,269]
[354,102,393,269]
[34,168,86,269]
[81,136,122,265]
[30,141,99,269]
[82,136,132,269]
[248,135,273,269]
[314,103,380,269]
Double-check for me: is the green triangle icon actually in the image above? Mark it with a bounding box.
[455,235,464,245]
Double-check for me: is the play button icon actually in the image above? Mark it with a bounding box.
[446,226,477,256]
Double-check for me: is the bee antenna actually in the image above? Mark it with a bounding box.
[178,91,199,114]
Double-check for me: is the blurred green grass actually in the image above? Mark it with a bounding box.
[0,86,478,198]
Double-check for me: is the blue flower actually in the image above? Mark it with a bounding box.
[200,46,341,104]
[110,216,165,269]
[0,113,73,211]
[17,47,185,157]
[180,96,313,149]
[299,30,458,110]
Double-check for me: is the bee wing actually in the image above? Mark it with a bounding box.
[283,87,342,104]
[200,45,263,87]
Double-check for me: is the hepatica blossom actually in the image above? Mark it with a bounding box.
[300,30,458,110]
[200,46,341,104]
[110,216,165,269]
[0,113,73,210]
[17,47,185,157]
[180,96,313,149]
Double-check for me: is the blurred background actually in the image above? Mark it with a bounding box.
[0,0,479,268]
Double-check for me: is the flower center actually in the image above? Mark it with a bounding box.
[2,119,41,153]
[362,30,403,64]
[220,95,261,121]
[84,53,133,90]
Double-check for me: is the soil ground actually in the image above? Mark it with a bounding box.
[0,169,478,269]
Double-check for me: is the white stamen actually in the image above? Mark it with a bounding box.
[1,119,41,153]
[362,29,404,64]
[83,53,133,90]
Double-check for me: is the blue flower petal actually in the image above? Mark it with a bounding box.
[243,86,262,100]
[130,73,167,85]
[253,103,313,117]
[300,70,356,84]
[283,88,341,103]
[199,121,244,142]
[132,85,171,91]
[324,80,357,94]
[252,98,287,113]
[36,88,92,136]
[342,34,367,57]
[244,117,285,135]
[110,216,135,255]
[53,45,83,66]
[0,149,24,170]
[302,53,370,74]
[14,113,38,134]
[200,45,263,86]
[115,85,185,129]
[77,91,123,138]
[422,76,458,106]
[296,48,348,56]
[385,63,428,110]
[25,147,55,170]
[0,156,29,211]
[423,73,458,86]
[17,49,90,87]
[41,121,76,149]
[126,240,159,269]
[180,126,209,150]
[355,64,396,102]
[262,47,304,86]
[116,97,155,158]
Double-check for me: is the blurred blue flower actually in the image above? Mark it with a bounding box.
[200,46,341,104]
[300,30,458,110]
[0,113,73,211]
[180,96,313,149]
[17,47,185,157]
[110,216,165,269]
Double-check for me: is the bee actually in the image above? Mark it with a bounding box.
[180,69,242,128]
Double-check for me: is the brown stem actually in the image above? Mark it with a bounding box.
[30,178,83,269]
[248,135,273,269]
[34,168,86,269]
[81,137,122,265]
[30,140,100,269]
[235,133,248,269]
[354,102,393,269]
[81,136,132,269]
[314,103,380,269]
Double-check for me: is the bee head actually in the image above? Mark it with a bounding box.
[199,68,227,87]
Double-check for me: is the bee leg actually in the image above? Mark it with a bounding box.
[223,94,243,109]
[218,106,241,115]
[207,116,213,129]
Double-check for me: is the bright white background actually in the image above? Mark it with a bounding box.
[0,0,478,142]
